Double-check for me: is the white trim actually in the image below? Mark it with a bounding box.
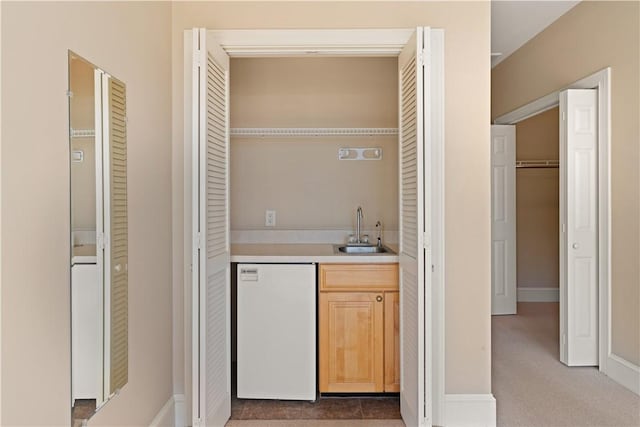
[517,287,559,302]
[182,30,195,425]
[444,394,496,427]
[188,28,201,425]
[493,92,559,125]
[429,28,446,427]
[174,394,186,427]
[490,68,611,381]
[604,354,640,396]
[149,395,180,427]
[493,68,610,125]
[208,29,414,57]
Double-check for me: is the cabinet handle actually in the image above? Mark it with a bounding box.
[376,295,383,302]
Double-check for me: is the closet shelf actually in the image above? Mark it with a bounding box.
[230,127,398,137]
[70,128,95,138]
[516,160,559,169]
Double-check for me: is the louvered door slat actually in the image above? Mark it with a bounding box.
[194,28,231,427]
[399,28,427,427]
[108,77,128,395]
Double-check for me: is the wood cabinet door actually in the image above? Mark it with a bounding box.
[319,292,384,392]
[384,291,400,392]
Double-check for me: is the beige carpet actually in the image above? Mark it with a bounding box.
[493,302,640,426]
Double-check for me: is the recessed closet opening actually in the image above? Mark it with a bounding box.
[515,108,560,305]
[187,27,445,427]
[229,56,401,422]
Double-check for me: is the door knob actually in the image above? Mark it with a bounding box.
[572,243,579,249]
[376,295,383,302]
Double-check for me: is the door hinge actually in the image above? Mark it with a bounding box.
[424,232,431,249]
[195,49,205,67]
[561,111,566,121]
[562,223,566,233]
[66,90,74,98]
[420,48,429,67]
[97,232,105,251]
[195,232,204,250]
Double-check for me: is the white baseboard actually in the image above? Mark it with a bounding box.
[174,394,186,427]
[605,354,640,395]
[150,394,185,427]
[517,287,559,302]
[444,394,496,427]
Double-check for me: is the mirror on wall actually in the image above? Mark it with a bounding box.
[69,52,128,425]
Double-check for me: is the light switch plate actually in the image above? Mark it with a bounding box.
[265,210,276,227]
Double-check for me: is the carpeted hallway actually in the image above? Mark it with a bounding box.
[492,302,640,426]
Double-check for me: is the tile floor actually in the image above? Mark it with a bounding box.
[231,396,401,420]
[71,399,96,427]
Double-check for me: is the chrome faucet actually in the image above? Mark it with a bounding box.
[356,206,364,243]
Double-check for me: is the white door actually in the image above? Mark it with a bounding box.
[491,125,517,315]
[560,89,598,366]
[192,28,231,426]
[399,27,428,427]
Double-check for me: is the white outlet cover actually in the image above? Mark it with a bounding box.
[265,210,276,227]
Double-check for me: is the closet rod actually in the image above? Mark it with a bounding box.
[516,160,559,169]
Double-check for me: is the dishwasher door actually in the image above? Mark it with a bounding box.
[237,263,316,400]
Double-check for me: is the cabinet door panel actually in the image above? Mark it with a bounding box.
[319,264,399,292]
[384,291,400,392]
[320,292,384,392]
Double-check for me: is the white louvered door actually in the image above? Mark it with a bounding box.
[101,73,128,400]
[560,89,598,366]
[491,125,517,315]
[399,27,428,427]
[192,28,231,426]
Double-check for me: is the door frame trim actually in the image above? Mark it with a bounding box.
[183,27,446,426]
[493,67,611,374]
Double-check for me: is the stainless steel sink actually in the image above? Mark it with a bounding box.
[336,245,394,254]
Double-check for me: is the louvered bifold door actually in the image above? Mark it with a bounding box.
[103,75,128,396]
[193,28,231,427]
[398,27,428,427]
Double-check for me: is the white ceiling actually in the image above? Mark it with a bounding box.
[492,1,580,67]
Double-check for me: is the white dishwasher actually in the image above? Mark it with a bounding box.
[237,263,316,401]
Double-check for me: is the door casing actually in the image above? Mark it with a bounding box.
[183,27,446,426]
[493,68,611,374]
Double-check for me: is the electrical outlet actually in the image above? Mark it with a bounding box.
[265,210,276,227]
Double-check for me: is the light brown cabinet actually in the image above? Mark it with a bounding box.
[319,263,399,393]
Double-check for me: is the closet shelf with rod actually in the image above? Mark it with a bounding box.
[230,127,398,137]
[516,160,559,169]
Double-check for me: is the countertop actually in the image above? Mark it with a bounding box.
[230,243,399,263]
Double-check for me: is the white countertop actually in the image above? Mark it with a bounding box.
[230,243,399,263]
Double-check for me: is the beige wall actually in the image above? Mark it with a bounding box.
[515,107,559,288]
[172,2,491,415]
[1,2,173,425]
[492,1,640,365]
[71,138,97,232]
[230,57,398,231]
